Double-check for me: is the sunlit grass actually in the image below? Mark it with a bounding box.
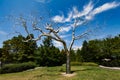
[0,65,120,80]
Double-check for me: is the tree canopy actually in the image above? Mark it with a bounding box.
[80,35,120,66]
[1,35,37,63]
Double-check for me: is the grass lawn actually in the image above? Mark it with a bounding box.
[0,65,120,80]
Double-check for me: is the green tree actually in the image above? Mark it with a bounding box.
[81,40,90,62]
[34,37,66,66]
[70,49,76,62]
[76,49,83,62]
[80,34,120,66]
[1,35,37,63]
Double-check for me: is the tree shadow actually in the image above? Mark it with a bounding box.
[71,68,93,73]
[29,67,93,80]
[33,73,60,78]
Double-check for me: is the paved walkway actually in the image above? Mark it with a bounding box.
[99,65,120,70]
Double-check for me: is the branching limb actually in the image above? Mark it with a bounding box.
[33,26,45,34]
[45,23,68,52]
[45,23,62,40]
[20,17,32,40]
[69,19,77,51]
[74,29,91,40]
[32,21,45,34]
[46,23,60,33]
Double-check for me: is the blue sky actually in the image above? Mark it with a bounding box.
[0,0,120,49]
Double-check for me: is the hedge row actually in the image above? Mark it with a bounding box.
[71,62,98,66]
[0,62,37,74]
[101,60,120,67]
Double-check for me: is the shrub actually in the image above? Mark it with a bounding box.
[70,62,98,66]
[0,62,37,74]
[71,62,82,66]
[82,62,98,66]
[101,60,120,67]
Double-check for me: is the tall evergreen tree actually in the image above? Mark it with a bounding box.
[80,40,90,62]
[35,37,66,66]
[80,34,120,66]
[76,49,83,62]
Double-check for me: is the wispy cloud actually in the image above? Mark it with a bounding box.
[52,1,94,23]
[73,1,93,19]
[59,26,72,32]
[60,34,71,38]
[52,11,73,23]
[0,31,7,35]
[64,11,73,22]
[52,1,120,31]
[92,1,120,15]
[52,15,64,23]
[87,1,120,20]
[35,0,51,3]
[53,40,63,47]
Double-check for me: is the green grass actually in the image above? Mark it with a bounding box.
[0,65,120,80]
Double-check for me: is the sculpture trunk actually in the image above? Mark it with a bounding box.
[66,51,71,74]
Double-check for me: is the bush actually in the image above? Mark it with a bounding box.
[82,62,98,66]
[0,62,37,74]
[70,62,98,66]
[101,60,120,67]
[71,62,82,66]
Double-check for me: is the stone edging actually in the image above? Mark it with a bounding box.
[99,65,120,70]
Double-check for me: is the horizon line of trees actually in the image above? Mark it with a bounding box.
[80,34,120,67]
[0,34,120,67]
[0,35,66,67]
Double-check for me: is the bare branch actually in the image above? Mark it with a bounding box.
[34,33,59,41]
[19,17,32,40]
[33,26,44,34]
[45,23,63,41]
[74,29,91,40]
[45,23,60,33]
[32,18,45,34]
[68,20,77,51]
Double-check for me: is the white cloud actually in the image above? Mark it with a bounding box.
[52,15,64,23]
[60,34,71,38]
[83,1,93,15]
[52,12,72,23]
[60,26,72,32]
[52,1,120,21]
[86,1,120,20]
[0,31,7,35]
[53,40,63,47]
[91,1,120,15]
[73,1,93,19]
[52,1,120,32]
[64,11,73,22]
[52,1,93,22]
[72,7,79,18]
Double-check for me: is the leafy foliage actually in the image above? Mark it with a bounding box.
[0,62,37,74]
[1,33,120,68]
[1,35,37,63]
[34,37,66,66]
[80,35,120,67]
